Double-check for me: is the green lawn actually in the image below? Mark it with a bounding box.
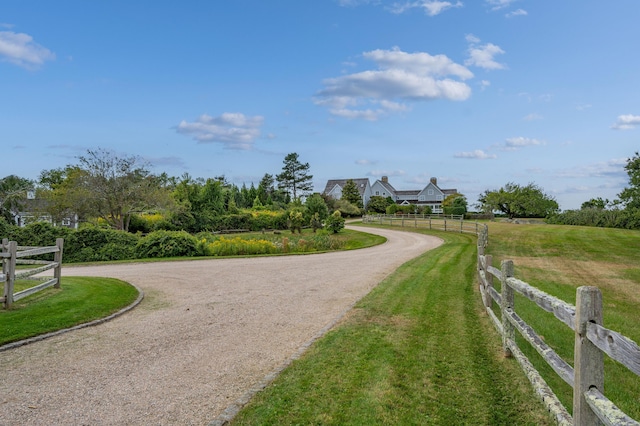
[232,229,553,425]
[0,277,139,346]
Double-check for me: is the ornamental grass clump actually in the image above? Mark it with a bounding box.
[202,237,278,256]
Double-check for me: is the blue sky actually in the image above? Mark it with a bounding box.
[2,0,639,210]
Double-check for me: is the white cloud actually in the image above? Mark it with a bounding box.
[501,136,544,150]
[0,30,55,69]
[485,0,516,11]
[454,150,497,159]
[315,47,473,120]
[389,1,463,16]
[611,114,640,130]
[506,8,527,17]
[363,48,473,80]
[576,103,592,111]
[523,113,543,121]
[465,39,506,70]
[503,136,544,151]
[176,113,265,150]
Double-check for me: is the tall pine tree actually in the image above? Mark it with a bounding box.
[276,153,313,201]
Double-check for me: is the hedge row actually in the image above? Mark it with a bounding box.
[0,218,342,262]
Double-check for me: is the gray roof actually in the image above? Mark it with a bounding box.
[376,180,397,194]
[323,178,370,196]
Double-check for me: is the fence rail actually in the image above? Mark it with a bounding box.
[1,238,64,309]
[362,214,476,234]
[363,216,640,425]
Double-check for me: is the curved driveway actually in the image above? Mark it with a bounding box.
[0,226,442,425]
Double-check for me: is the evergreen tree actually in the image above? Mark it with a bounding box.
[341,179,363,208]
[276,153,313,201]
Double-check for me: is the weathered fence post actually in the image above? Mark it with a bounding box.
[484,255,494,309]
[4,241,17,309]
[573,286,604,426]
[54,238,64,289]
[501,260,515,358]
[1,238,7,275]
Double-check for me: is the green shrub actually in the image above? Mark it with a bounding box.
[65,226,140,262]
[546,208,640,229]
[444,206,466,215]
[0,217,17,240]
[325,210,345,234]
[10,221,70,247]
[135,230,198,258]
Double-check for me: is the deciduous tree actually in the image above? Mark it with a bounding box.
[619,152,640,210]
[0,175,33,222]
[478,182,558,218]
[366,195,390,213]
[74,148,171,231]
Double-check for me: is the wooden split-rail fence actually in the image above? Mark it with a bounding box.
[1,238,64,309]
[476,227,640,426]
[363,215,640,425]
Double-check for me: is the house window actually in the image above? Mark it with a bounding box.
[382,192,386,196]
[436,195,443,201]
[376,191,379,195]
[419,195,425,201]
[62,218,71,226]
[428,189,434,195]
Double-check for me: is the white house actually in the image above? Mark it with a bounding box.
[325,176,457,213]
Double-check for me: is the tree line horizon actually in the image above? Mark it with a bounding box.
[1,149,639,232]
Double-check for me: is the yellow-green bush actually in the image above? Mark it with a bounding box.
[201,237,278,256]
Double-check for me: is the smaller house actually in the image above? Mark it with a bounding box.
[322,178,372,207]
[14,191,79,229]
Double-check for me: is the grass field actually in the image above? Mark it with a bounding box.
[484,222,640,419]
[232,229,553,425]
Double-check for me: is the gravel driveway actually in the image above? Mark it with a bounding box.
[0,226,442,425]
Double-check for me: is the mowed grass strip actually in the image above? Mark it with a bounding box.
[485,222,640,419]
[232,231,552,425]
[0,277,139,346]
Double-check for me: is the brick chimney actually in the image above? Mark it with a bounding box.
[382,176,388,183]
[430,177,437,186]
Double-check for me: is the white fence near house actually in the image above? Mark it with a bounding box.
[1,238,64,309]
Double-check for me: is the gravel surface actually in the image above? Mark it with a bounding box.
[0,226,442,425]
